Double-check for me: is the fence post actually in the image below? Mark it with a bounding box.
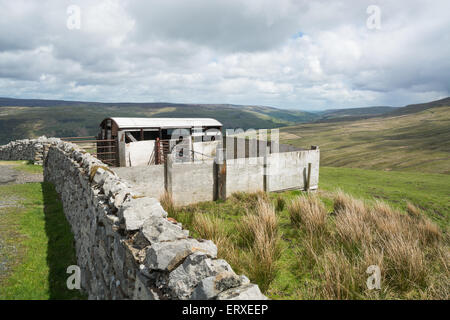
[214,138,227,201]
[217,162,227,201]
[305,162,312,192]
[118,132,126,167]
[164,152,173,195]
[263,155,269,192]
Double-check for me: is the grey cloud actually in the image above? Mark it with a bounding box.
[0,0,448,110]
[127,0,303,53]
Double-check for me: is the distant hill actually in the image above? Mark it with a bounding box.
[316,106,398,122]
[0,98,319,144]
[386,97,450,116]
[312,97,450,122]
[1,96,448,148]
[280,98,450,174]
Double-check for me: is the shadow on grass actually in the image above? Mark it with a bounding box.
[42,182,86,300]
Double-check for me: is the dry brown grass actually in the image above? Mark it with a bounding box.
[318,248,358,299]
[335,205,374,246]
[369,200,406,237]
[406,202,422,219]
[166,188,449,299]
[214,234,243,271]
[275,195,285,212]
[159,191,176,217]
[230,190,269,210]
[191,214,243,271]
[292,190,448,299]
[188,194,281,291]
[404,203,442,246]
[382,234,427,289]
[417,218,442,246]
[246,233,280,292]
[239,197,280,291]
[239,197,278,245]
[333,189,366,214]
[287,194,328,234]
[192,214,225,241]
[185,193,281,291]
[335,192,446,295]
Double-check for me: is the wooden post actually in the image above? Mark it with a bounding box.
[257,130,260,157]
[216,161,227,201]
[164,152,173,195]
[155,137,160,165]
[118,131,126,167]
[263,155,269,192]
[245,138,249,158]
[191,133,195,162]
[306,162,312,192]
[214,137,227,201]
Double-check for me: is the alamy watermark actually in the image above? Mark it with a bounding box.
[67,5,81,30]
[366,5,381,30]
[66,265,81,290]
[168,127,292,174]
[366,265,381,290]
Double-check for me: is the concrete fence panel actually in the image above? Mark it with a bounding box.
[170,159,216,205]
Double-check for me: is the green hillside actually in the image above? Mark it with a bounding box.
[319,167,449,228]
[388,97,450,116]
[280,105,450,174]
[316,106,397,122]
[0,98,318,144]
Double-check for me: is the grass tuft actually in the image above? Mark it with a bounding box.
[287,194,328,234]
[159,191,176,218]
[242,197,280,291]
[275,195,285,212]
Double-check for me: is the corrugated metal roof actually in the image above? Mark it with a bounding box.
[109,117,222,129]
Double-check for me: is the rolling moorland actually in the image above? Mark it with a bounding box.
[2,96,442,145]
[0,97,318,144]
[314,106,398,122]
[280,98,450,175]
[0,97,449,299]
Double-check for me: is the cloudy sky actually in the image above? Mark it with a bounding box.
[0,0,449,110]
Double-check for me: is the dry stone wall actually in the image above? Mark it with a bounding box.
[0,136,60,164]
[0,137,266,300]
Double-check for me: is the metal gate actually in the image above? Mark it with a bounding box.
[60,136,118,167]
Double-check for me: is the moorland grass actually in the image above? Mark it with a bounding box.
[161,167,449,300]
[319,166,450,228]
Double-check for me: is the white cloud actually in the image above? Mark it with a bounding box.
[0,0,448,110]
